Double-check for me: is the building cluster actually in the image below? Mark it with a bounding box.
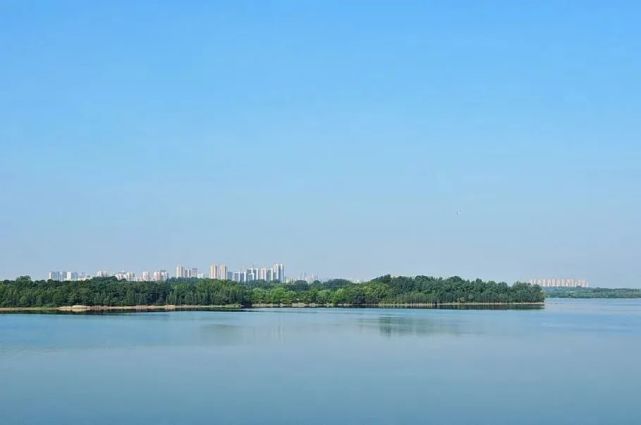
[528,278,589,288]
[47,271,91,282]
[204,263,285,283]
[112,270,170,282]
[175,266,203,279]
[48,270,169,282]
[140,270,170,282]
[47,264,286,283]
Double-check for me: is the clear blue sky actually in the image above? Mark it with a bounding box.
[1,1,640,286]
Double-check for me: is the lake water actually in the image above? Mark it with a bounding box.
[1,299,640,424]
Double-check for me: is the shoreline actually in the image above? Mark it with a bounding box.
[0,302,544,313]
[0,305,242,313]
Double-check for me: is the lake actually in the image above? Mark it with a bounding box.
[1,299,640,424]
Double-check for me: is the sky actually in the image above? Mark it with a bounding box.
[1,1,640,286]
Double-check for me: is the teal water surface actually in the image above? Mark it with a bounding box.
[1,299,640,424]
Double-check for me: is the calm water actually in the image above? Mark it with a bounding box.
[1,299,640,425]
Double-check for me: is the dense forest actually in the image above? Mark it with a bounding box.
[0,275,544,308]
[545,287,641,298]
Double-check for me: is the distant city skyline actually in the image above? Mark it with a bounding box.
[11,265,342,283]
[0,262,622,288]
[31,267,590,288]
[528,278,589,288]
[41,262,292,283]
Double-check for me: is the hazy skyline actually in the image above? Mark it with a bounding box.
[2,1,640,286]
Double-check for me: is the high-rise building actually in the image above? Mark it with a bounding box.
[153,270,169,281]
[64,271,78,281]
[176,266,198,278]
[48,271,62,281]
[114,271,127,280]
[259,267,268,281]
[246,267,259,281]
[176,265,186,278]
[210,264,218,279]
[232,271,248,283]
[272,263,285,282]
[218,265,228,281]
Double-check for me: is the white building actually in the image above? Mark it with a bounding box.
[232,271,248,283]
[272,263,285,282]
[219,265,228,281]
[528,278,589,288]
[246,267,259,281]
[176,265,186,278]
[48,271,62,281]
[259,267,268,281]
[153,270,169,281]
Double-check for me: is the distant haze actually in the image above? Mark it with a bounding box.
[1,2,640,287]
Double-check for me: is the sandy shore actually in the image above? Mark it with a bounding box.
[0,304,242,313]
[0,302,543,313]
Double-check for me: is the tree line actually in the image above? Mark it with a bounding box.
[0,275,544,308]
[544,287,641,299]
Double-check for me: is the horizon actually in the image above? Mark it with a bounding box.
[2,1,640,287]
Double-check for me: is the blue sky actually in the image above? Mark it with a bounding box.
[1,1,640,286]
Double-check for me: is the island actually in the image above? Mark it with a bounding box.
[0,275,544,311]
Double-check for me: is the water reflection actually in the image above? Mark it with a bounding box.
[198,322,289,346]
[370,315,463,337]
[2,301,641,425]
